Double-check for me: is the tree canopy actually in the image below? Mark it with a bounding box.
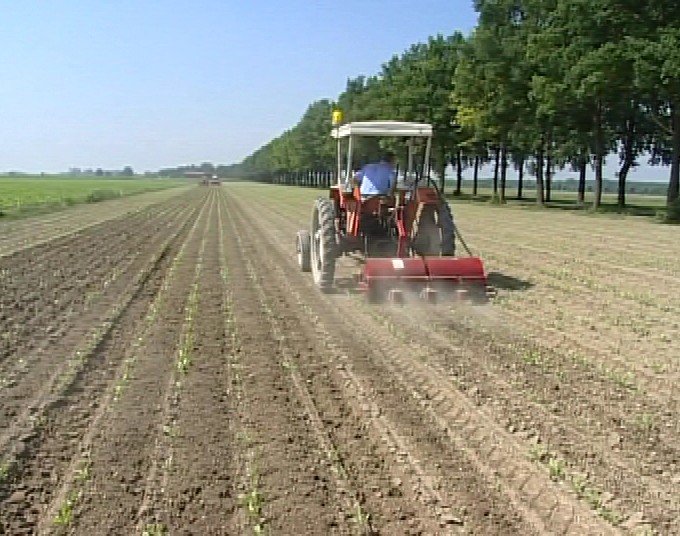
[223,1,680,218]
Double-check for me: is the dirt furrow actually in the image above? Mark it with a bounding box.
[0,195,194,374]
[134,190,213,531]
[0,191,203,535]
[0,186,191,258]
[491,301,679,404]
[383,305,676,532]
[0,199,199,448]
[60,190,213,535]
[222,190,372,534]
[258,191,678,533]
[225,188,623,535]
[158,193,240,534]
[225,191,553,534]
[0,199,198,428]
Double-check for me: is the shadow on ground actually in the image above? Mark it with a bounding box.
[487,271,533,292]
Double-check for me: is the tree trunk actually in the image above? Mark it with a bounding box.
[536,139,545,206]
[455,149,463,195]
[517,157,524,200]
[578,156,587,206]
[473,156,479,196]
[500,145,508,203]
[667,103,680,207]
[593,102,604,209]
[617,159,632,210]
[618,115,637,209]
[493,146,500,197]
[545,143,552,202]
[438,147,446,194]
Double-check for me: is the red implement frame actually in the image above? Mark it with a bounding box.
[331,186,490,301]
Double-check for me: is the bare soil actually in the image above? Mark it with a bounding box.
[0,184,676,535]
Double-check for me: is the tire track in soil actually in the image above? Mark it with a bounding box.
[249,189,680,533]
[382,306,677,533]
[0,192,204,535]
[224,189,619,536]
[224,192,535,535]
[67,189,214,535]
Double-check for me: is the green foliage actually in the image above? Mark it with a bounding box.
[0,177,183,218]
[226,0,680,210]
[85,189,122,203]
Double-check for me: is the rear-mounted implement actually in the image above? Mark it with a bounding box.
[295,120,495,305]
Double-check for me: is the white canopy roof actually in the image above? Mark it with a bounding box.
[331,120,433,138]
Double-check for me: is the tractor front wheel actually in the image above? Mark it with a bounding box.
[296,230,311,272]
[310,198,336,292]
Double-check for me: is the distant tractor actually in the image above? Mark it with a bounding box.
[295,120,493,304]
[185,171,212,185]
[209,175,221,186]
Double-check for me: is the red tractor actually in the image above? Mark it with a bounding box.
[296,121,492,304]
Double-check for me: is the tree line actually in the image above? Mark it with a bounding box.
[221,1,680,219]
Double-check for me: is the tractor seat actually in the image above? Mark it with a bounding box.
[360,195,394,215]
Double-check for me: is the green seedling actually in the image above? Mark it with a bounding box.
[240,487,265,534]
[0,461,10,482]
[522,349,545,366]
[142,523,167,536]
[74,460,91,482]
[634,413,655,433]
[353,503,371,531]
[548,457,565,480]
[53,490,81,526]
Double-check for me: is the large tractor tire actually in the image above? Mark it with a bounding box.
[310,198,336,292]
[439,201,456,256]
[296,230,311,272]
[411,202,456,256]
[411,205,440,256]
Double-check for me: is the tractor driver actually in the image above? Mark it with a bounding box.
[352,151,397,198]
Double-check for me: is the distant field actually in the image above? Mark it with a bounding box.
[0,177,185,218]
[443,185,667,217]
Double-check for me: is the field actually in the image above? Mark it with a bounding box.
[440,185,669,220]
[0,177,185,218]
[0,182,677,535]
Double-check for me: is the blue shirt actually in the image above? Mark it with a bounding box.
[356,161,395,196]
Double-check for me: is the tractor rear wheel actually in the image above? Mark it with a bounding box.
[310,198,336,292]
[296,230,311,272]
[411,201,456,256]
[439,201,456,256]
[411,205,440,256]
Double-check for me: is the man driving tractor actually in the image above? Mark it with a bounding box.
[352,151,397,198]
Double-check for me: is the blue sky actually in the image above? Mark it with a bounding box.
[0,1,669,180]
[0,1,476,172]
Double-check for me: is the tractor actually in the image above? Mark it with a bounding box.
[295,120,492,304]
